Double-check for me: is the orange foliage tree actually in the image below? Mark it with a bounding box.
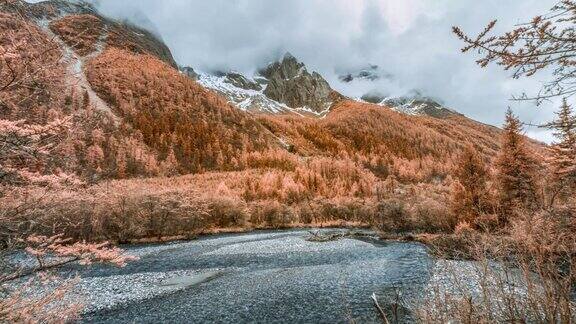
[495,109,541,223]
[453,1,576,104]
[450,145,492,226]
[86,48,275,174]
[547,99,576,205]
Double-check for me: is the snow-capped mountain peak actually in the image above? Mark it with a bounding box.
[184,53,341,117]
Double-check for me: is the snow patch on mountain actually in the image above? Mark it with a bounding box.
[193,72,293,114]
[358,94,460,118]
[338,66,460,118]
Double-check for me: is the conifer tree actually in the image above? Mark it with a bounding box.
[495,109,540,223]
[547,99,576,204]
[160,147,179,176]
[450,146,490,225]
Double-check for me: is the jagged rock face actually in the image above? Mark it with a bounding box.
[338,65,393,83]
[193,71,293,114]
[260,54,334,113]
[361,90,387,104]
[340,65,381,83]
[224,72,262,91]
[181,66,199,80]
[192,53,341,116]
[381,96,461,119]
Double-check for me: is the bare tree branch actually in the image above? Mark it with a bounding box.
[453,1,576,105]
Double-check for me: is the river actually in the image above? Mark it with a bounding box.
[63,229,451,323]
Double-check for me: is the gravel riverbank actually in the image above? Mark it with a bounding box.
[10,229,450,323]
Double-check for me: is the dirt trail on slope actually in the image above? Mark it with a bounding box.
[37,19,120,125]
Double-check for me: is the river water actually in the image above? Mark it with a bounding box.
[69,229,444,323]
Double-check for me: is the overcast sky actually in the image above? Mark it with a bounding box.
[88,0,560,142]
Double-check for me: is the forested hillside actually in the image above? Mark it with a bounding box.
[1,0,543,243]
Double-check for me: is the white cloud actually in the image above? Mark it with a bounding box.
[376,0,428,35]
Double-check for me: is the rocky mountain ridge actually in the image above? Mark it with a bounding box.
[187,53,342,116]
[338,65,460,119]
[360,91,461,118]
[259,53,339,113]
[339,64,391,83]
[191,56,461,119]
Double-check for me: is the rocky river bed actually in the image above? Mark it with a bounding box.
[9,229,485,323]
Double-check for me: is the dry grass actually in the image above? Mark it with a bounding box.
[417,210,576,323]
